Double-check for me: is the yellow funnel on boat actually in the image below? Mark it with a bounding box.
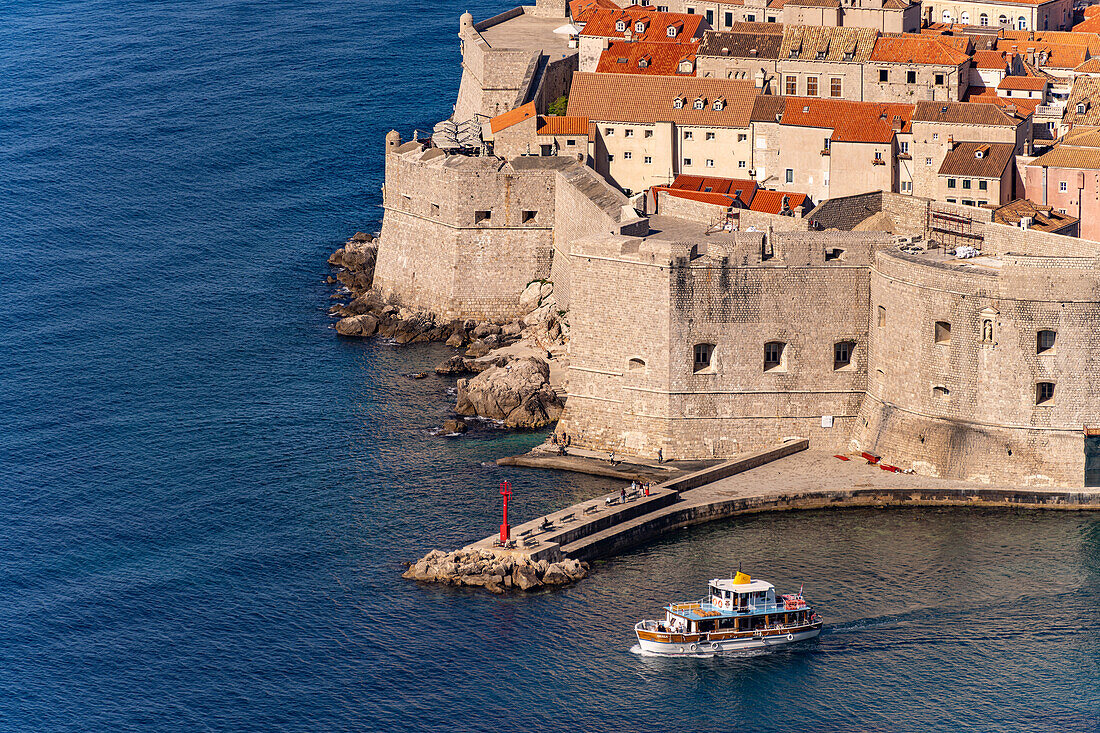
[732,571,751,584]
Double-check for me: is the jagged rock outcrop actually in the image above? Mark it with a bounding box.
[328,233,378,293]
[454,356,563,428]
[403,548,588,593]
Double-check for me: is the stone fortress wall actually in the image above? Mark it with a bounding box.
[370,7,1100,487]
[558,226,893,459]
[453,4,578,124]
[373,132,642,319]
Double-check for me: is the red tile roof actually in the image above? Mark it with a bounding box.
[971,49,1009,70]
[536,115,590,135]
[1074,15,1100,33]
[653,175,809,214]
[579,6,705,43]
[596,40,700,75]
[965,87,1042,114]
[870,35,970,65]
[751,189,811,215]
[570,0,619,24]
[567,72,757,126]
[779,97,914,143]
[490,102,536,134]
[997,75,1048,91]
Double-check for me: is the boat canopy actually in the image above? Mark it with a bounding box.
[710,577,774,594]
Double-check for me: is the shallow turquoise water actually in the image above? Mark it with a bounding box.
[1,1,1099,731]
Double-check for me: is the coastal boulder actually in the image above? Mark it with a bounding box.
[335,314,378,337]
[454,356,563,428]
[512,563,540,591]
[541,562,572,585]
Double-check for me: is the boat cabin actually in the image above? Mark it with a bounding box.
[659,573,812,635]
[709,577,775,612]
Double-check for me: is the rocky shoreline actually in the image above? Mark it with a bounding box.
[402,549,589,594]
[327,233,568,430]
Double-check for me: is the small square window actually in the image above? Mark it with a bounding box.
[831,78,842,97]
[623,151,632,159]
[933,133,939,140]
[607,154,614,162]
[764,341,787,372]
[1037,329,1056,354]
[834,341,854,370]
[934,321,951,344]
[605,127,614,136]
[693,343,715,373]
[906,70,916,83]
[879,69,889,82]
[566,138,576,146]
[962,179,971,189]
[1036,382,1055,405]
[979,180,988,190]
[785,168,793,183]
[644,156,653,164]
[522,210,537,223]
[706,132,715,140]
[644,129,653,138]
[474,210,491,224]
[431,202,440,216]
[625,129,634,137]
[926,157,933,165]
[684,131,693,140]
[948,178,956,189]
[1060,181,1068,192]
[935,73,945,85]
[706,159,714,167]
[737,133,747,142]
[684,158,692,166]
[738,160,746,168]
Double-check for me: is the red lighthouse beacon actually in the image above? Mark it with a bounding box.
[499,480,513,543]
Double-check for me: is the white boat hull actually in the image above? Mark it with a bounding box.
[636,627,821,655]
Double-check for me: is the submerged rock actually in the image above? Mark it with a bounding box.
[441,418,467,434]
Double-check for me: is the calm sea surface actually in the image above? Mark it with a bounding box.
[2,2,1099,731]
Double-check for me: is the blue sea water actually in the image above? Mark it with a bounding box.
[2,1,1100,731]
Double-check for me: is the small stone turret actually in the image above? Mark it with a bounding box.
[386,129,402,151]
[460,11,474,34]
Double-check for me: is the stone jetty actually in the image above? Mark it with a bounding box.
[404,439,1100,595]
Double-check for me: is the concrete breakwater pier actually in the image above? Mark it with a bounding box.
[405,439,1100,592]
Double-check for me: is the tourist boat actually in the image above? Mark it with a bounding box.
[634,571,822,655]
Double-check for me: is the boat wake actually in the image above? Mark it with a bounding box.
[630,644,776,660]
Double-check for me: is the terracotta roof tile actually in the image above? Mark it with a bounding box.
[779,97,914,142]
[579,7,705,43]
[1064,76,1100,127]
[728,21,784,35]
[654,174,810,213]
[1029,145,1100,169]
[1075,57,1100,74]
[965,88,1042,114]
[698,29,782,58]
[570,0,619,24]
[937,141,1015,178]
[536,116,590,135]
[1074,15,1100,33]
[780,25,878,62]
[993,198,1077,232]
[971,49,1009,70]
[567,72,757,126]
[913,100,1025,125]
[490,102,536,133]
[998,75,1047,90]
[998,30,1100,53]
[750,188,810,214]
[597,40,700,75]
[750,94,786,122]
[870,35,970,65]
